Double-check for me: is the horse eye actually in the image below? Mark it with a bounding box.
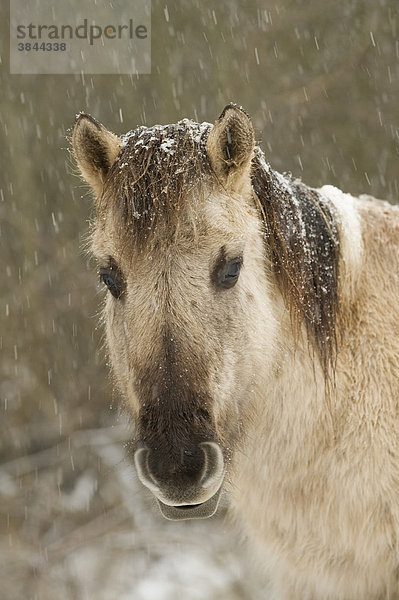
[219,258,243,289]
[99,266,125,299]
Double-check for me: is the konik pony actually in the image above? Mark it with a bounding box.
[72,104,399,599]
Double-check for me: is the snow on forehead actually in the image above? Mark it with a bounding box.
[120,119,212,153]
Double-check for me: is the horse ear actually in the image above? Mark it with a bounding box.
[72,113,121,196]
[206,103,255,188]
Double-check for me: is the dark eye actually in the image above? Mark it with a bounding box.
[215,257,243,289]
[99,266,125,299]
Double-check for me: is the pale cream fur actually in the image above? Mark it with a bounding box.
[229,194,399,599]
[319,184,364,300]
[74,112,399,599]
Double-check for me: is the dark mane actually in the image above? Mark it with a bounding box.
[251,147,340,376]
[99,119,213,237]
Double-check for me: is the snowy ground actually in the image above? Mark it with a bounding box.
[1,422,268,600]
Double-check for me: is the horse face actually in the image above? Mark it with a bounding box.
[72,106,279,519]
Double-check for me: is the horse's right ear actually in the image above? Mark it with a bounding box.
[206,103,255,189]
[71,113,121,196]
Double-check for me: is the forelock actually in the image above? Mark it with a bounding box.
[98,119,213,240]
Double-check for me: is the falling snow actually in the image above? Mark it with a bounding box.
[1,0,399,598]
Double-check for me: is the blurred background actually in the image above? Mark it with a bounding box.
[1,0,398,598]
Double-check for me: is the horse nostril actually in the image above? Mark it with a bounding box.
[134,442,225,501]
[200,442,225,490]
[136,444,205,485]
[134,447,161,494]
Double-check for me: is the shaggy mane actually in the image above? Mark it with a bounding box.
[251,147,340,376]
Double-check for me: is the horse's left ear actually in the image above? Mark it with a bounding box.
[72,113,121,196]
[206,103,255,188]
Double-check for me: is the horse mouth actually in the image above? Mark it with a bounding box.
[156,486,223,521]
